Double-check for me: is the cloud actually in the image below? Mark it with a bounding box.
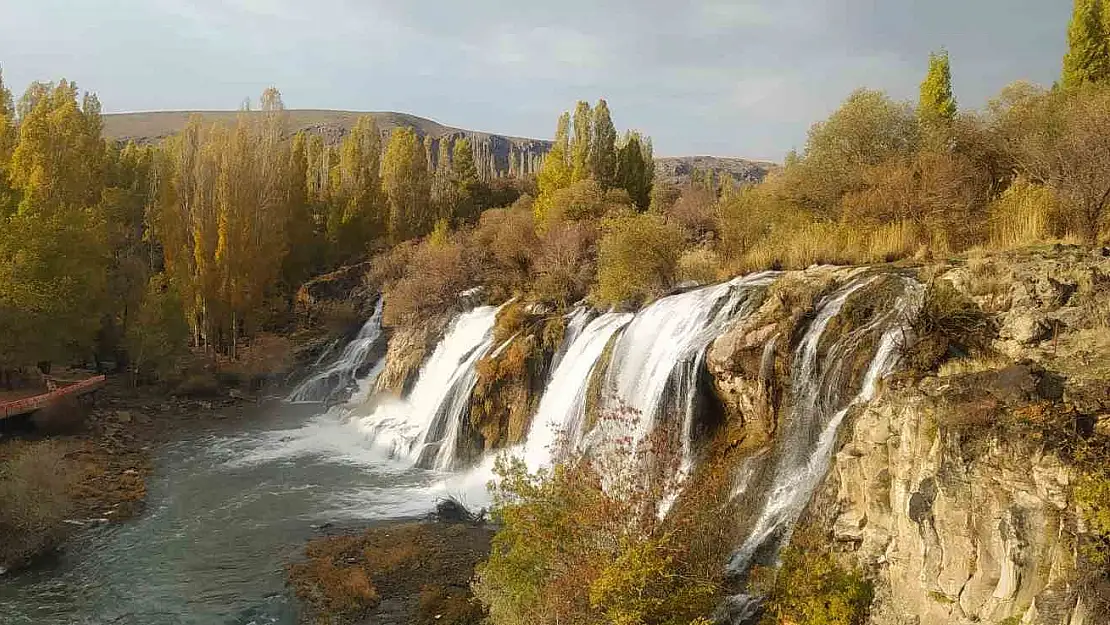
[0,0,1072,158]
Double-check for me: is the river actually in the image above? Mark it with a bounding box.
[0,402,460,625]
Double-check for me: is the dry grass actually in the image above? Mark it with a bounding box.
[937,354,1014,377]
[0,440,80,568]
[677,247,723,284]
[989,178,1060,250]
[729,220,929,274]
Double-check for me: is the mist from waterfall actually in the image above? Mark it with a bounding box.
[287,299,385,404]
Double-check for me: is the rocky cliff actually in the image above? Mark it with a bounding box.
[703,247,1110,625]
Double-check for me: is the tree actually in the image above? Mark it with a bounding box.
[535,112,572,222]
[616,131,653,211]
[570,101,592,182]
[1,80,110,367]
[1062,0,1110,89]
[332,116,385,259]
[781,89,918,215]
[283,131,320,287]
[381,127,432,242]
[589,99,618,188]
[918,49,957,136]
[1004,86,1110,243]
[595,212,684,306]
[0,67,17,215]
[450,137,485,224]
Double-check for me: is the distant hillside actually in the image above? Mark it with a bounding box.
[102,110,552,177]
[101,110,776,185]
[654,156,776,188]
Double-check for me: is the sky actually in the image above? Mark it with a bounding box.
[0,0,1071,160]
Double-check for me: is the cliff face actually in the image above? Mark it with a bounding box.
[703,247,1110,625]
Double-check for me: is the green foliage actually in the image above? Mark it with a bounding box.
[1062,0,1110,89]
[919,49,957,136]
[760,530,873,625]
[1075,469,1110,567]
[126,274,191,382]
[595,213,685,307]
[783,89,918,215]
[571,101,593,183]
[616,131,653,211]
[536,113,573,221]
[474,426,727,625]
[382,126,433,243]
[589,99,618,188]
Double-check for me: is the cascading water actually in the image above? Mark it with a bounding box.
[592,272,776,470]
[287,299,385,404]
[353,305,501,470]
[720,273,923,621]
[521,311,633,470]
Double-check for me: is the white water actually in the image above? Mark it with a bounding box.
[353,305,501,470]
[287,299,385,404]
[593,273,777,466]
[521,311,633,470]
[727,274,923,574]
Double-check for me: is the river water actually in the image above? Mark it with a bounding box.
[0,403,458,625]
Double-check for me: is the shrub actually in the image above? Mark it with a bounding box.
[473,413,728,625]
[542,179,635,228]
[760,529,873,625]
[532,220,598,306]
[0,440,79,568]
[666,185,718,241]
[594,213,685,307]
[381,237,474,327]
[677,247,722,285]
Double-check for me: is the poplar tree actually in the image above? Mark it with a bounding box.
[451,137,483,223]
[329,116,384,260]
[589,99,618,188]
[381,127,432,242]
[0,68,16,215]
[1062,0,1110,89]
[918,50,957,135]
[535,112,572,220]
[570,101,592,182]
[616,131,653,211]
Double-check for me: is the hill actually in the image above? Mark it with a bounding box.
[101,110,775,184]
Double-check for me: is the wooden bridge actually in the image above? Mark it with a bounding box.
[0,375,106,420]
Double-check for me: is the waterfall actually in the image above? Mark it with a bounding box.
[287,299,385,404]
[353,305,501,470]
[591,272,776,467]
[726,274,923,575]
[521,311,633,470]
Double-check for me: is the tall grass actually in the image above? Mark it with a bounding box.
[988,178,1059,249]
[729,219,927,274]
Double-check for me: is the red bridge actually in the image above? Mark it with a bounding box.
[0,375,107,420]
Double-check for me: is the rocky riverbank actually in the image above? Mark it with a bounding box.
[287,502,493,625]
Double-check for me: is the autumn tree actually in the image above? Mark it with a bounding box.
[283,131,321,287]
[0,68,16,215]
[450,137,485,224]
[1004,86,1110,243]
[589,99,618,188]
[782,89,918,216]
[570,100,592,182]
[332,115,385,259]
[381,127,432,242]
[919,49,957,139]
[1062,0,1110,89]
[535,112,572,221]
[0,80,110,368]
